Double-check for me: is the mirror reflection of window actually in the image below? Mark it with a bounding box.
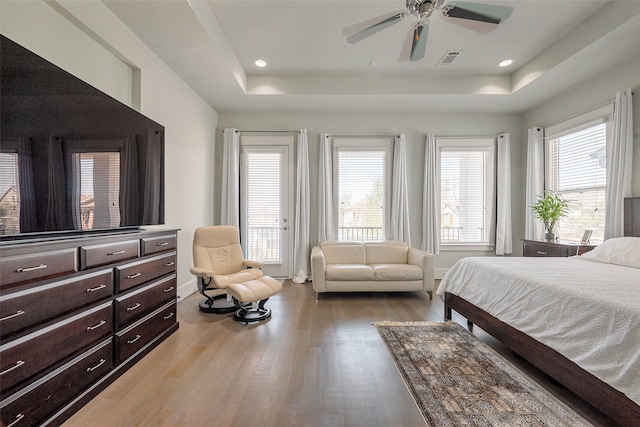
[72,152,120,230]
[0,152,21,235]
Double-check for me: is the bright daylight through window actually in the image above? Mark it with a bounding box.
[546,122,607,243]
[242,150,281,262]
[333,138,391,242]
[438,138,495,245]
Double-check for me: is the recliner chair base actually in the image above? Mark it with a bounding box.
[232,305,272,323]
[199,294,236,314]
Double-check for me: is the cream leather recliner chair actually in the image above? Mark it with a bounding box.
[190,226,282,323]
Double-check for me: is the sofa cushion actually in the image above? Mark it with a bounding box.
[326,264,374,281]
[371,264,423,281]
[320,241,366,264]
[365,241,408,264]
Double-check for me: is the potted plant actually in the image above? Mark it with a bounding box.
[531,192,570,242]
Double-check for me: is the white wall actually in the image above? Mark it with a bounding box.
[1,0,218,299]
[218,59,640,278]
[523,57,640,195]
[216,112,523,277]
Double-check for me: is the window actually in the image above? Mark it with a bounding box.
[239,135,294,278]
[0,152,20,235]
[437,138,495,246]
[546,122,608,243]
[333,138,392,241]
[241,148,283,262]
[72,152,121,230]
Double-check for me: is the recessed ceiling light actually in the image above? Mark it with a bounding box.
[499,59,513,67]
[255,59,267,67]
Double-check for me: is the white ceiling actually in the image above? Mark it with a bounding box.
[103,0,640,114]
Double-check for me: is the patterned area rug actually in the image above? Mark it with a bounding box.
[375,321,592,427]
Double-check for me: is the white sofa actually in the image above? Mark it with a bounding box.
[310,240,436,297]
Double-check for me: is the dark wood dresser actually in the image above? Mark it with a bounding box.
[522,239,597,257]
[0,229,179,426]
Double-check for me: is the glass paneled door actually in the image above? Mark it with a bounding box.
[240,136,293,278]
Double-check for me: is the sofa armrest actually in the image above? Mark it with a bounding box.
[310,246,327,293]
[408,247,436,297]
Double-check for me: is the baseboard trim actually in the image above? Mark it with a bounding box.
[177,278,197,302]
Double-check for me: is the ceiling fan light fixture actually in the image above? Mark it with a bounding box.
[499,59,513,67]
[255,59,267,67]
[346,1,513,63]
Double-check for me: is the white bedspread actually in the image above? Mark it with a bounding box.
[437,256,640,405]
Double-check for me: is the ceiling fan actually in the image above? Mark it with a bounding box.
[346,0,513,62]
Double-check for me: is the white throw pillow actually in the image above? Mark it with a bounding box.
[580,237,640,269]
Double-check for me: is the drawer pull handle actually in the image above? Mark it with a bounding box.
[0,360,25,376]
[126,302,142,312]
[536,251,548,255]
[164,312,175,320]
[86,358,106,373]
[108,250,126,255]
[126,273,142,279]
[163,262,175,267]
[16,264,47,273]
[164,286,175,293]
[127,334,142,345]
[86,320,107,331]
[0,310,26,322]
[6,413,24,427]
[157,242,169,247]
[86,284,107,293]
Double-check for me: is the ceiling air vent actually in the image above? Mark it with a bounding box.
[437,51,462,66]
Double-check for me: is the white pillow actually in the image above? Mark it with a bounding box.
[580,237,640,269]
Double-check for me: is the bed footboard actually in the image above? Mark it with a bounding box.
[444,292,640,427]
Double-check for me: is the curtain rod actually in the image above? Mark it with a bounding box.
[543,98,614,129]
[236,130,298,133]
[325,134,399,139]
[543,91,634,129]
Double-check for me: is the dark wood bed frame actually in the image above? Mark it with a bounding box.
[444,197,640,427]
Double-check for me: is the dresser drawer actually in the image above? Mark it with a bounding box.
[115,301,177,364]
[0,302,112,394]
[80,239,139,269]
[0,269,113,339]
[523,242,570,257]
[115,274,177,329]
[0,339,113,427]
[115,252,176,292]
[141,234,177,256]
[0,248,77,290]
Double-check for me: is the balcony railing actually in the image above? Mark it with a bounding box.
[338,226,383,241]
[246,226,280,262]
[440,226,462,242]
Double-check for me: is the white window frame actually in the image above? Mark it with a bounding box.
[436,137,496,251]
[544,108,613,243]
[332,137,393,241]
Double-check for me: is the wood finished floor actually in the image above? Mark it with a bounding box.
[63,281,619,427]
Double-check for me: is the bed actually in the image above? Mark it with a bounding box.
[438,198,640,427]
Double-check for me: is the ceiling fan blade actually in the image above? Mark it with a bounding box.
[410,23,429,62]
[346,12,405,44]
[446,2,512,25]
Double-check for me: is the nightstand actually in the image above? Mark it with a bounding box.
[522,239,597,257]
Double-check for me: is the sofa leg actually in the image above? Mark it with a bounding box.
[427,291,433,300]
